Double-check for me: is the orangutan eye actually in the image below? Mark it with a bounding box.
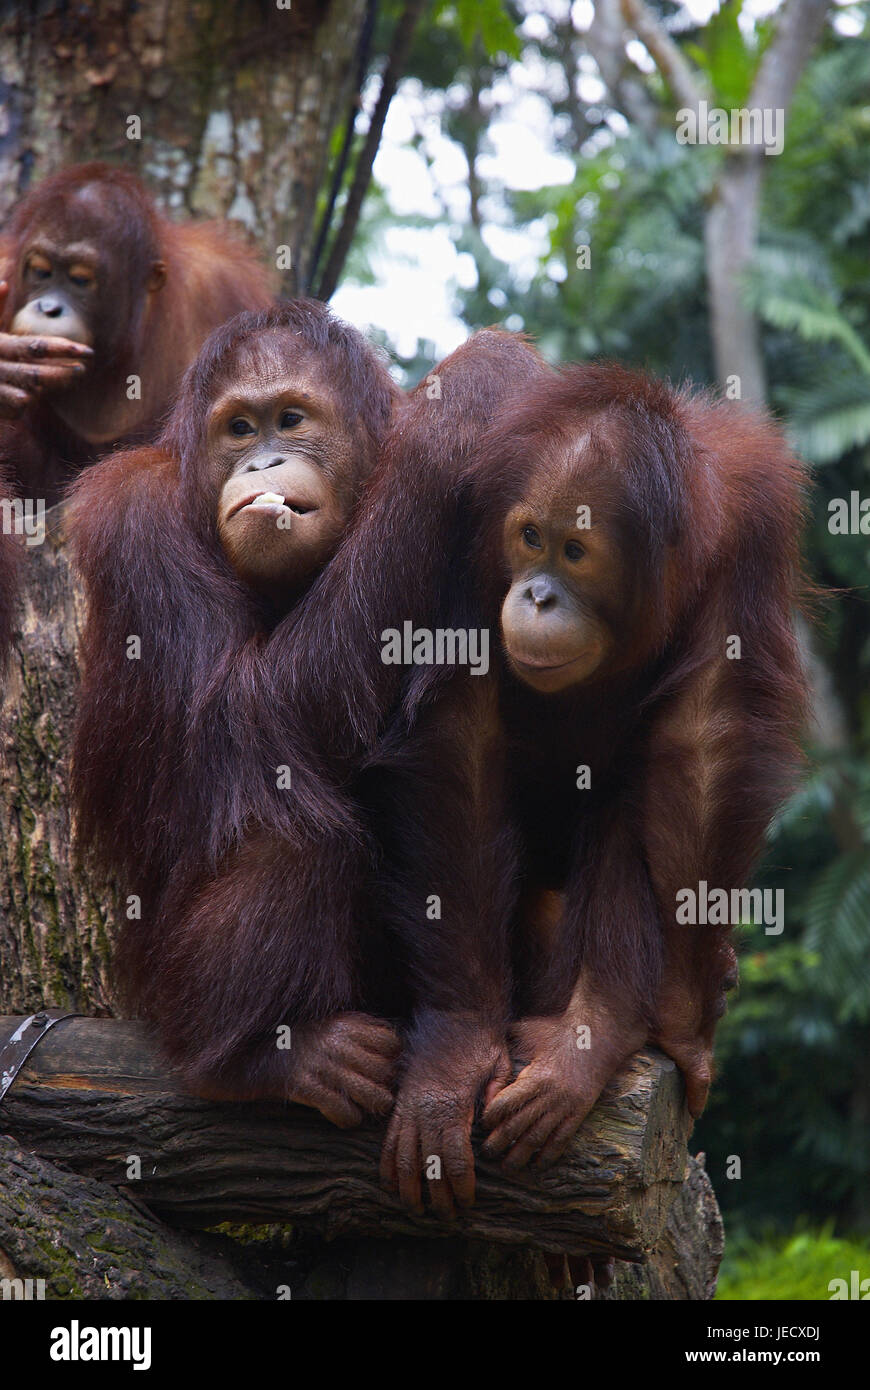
[27,254,51,280]
[280,410,303,430]
[69,265,95,289]
[564,540,585,561]
[229,418,256,437]
[522,525,542,549]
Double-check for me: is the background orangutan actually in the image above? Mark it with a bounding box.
[0,162,273,504]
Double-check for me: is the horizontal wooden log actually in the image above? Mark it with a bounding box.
[275,1156,722,1300]
[0,1135,721,1301]
[0,1016,691,1261]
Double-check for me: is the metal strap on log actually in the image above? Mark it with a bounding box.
[0,1010,80,1103]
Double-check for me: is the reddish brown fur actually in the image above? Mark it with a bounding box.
[256,329,554,760]
[470,364,807,1041]
[68,300,401,1100]
[257,349,806,1191]
[69,328,544,1114]
[69,322,807,1180]
[249,330,556,1039]
[0,162,274,503]
[247,332,556,1205]
[69,299,398,889]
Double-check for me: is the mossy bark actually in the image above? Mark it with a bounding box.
[0,510,117,1016]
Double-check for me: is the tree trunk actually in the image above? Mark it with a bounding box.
[0,507,120,1016]
[704,152,767,403]
[703,0,830,401]
[619,0,830,404]
[0,1135,720,1300]
[239,1154,722,1299]
[0,1135,257,1300]
[0,0,369,291]
[0,507,117,1016]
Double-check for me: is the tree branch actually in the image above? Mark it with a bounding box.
[585,0,657,136]
[619,0,709,111]
[315,0,427,302]
[749,0,829,114]
[307,0,379,294]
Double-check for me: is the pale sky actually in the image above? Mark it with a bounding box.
[332,0,859,371]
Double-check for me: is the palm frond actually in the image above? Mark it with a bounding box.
[804,852,870,1022]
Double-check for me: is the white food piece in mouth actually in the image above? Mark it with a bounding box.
[247,491,286,508]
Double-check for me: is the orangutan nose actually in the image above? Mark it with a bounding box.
[525,576,557,611]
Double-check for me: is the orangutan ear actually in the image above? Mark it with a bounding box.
[147,260,168,293]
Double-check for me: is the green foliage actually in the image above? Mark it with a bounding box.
[404,0,520,87]
[747,274,870,377]
[684,0,770,109]
[695,931,870,1228]
[717,1226,870,1300]
[806,851,870,1022]
[433,0,520,58]
[780,370,870,464]
[456,130,715,373]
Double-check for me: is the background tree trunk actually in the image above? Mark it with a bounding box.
[703,0,830,402]
[704,153,767,403]
[0,508,115,1017]
[619,0,830,404]
[0,0,369,292]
